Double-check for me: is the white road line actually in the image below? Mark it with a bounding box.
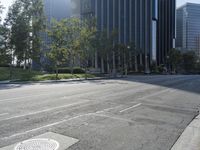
[0,100,90,122]
[1,105,125,140]
[0,113,9,116]
[93,114,135,123]
[134,88,171,101]
[119,103,142,113]
[95,105,123,114]
[0,93,50,102]
[1,119,68,140]
[1,113,94,140]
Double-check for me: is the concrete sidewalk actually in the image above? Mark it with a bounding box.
[171,113,200,150]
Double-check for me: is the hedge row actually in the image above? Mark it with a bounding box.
[56,67,85,74]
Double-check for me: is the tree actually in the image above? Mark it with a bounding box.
[47,19,70,79]
[0,2,9,65]
[79,19,96,78]
[182,51,197,73]
[4,0,45,69]
[66,18,81,74]
[5,0,30,67]
[97,30,108,74]
[28,0,46,67]
[128,41,139,72]
[117,43,129,76]
[93,29,118,74]
[0,25,11,66]
[105,30,118,74]
[168,48,182,73]
[109,30,118,75]
[47,18,82,78]
[0,1,4,22]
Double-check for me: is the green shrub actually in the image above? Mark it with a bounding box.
[56,68,71,74]
[56,67,85,74]
[73,67,85,74]
[157,64,165,73]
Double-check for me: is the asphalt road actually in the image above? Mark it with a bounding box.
[0,75,200,150]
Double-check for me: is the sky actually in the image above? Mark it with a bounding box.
[1,0,200,21]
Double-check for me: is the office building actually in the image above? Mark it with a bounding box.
[157,0,176,64]
[37,0,80,69]
[176,3,200,58]
[80,0,176,68]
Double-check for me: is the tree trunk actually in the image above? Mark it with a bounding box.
[101,57,105,74]
[112,51,116,77]
[56,66,58,80]
[28,59,32,72]
[9,64,13,81]
[24,55,26,70]
[84,66,87,80]
[134,55,138,72]
[95,51,98,69]
[144,55,149,74]
[129,52,133,71]
[124,53,127,76]
[9,52,14,80]
[118,55,121,69]
[107,54,110,74]
[139,53,143,65]
[70,56,75,74]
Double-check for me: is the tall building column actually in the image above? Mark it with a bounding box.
[95,0,98,70]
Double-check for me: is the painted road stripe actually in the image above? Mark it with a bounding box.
[1,105,124,140]
[0,113,9,117]
[0,100,90,122]
[1,113,94,140]
[119,103,142,113]
[0,93,50,102]
[0,105,136,140]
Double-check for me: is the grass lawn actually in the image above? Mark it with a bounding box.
[0,67,95,81]
[32,74,95,81]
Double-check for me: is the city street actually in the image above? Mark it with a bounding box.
[0,75,200,150]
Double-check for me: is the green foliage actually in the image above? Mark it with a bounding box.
[55,67,85,74]
[47,18,83,78]
[29,0,46,64]
[32,73,95,81]
[0,67,95,81]
[0,1,4,22]
[0,67,43,81]
[157,64,166,73]
[168,48,182,72]
[0,25,11,65]
[79,18,97,66]
[47,18,81,67]
[4,0,45,67]
[182,51,198,73]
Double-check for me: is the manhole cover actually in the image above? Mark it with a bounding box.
[14,138,59,150]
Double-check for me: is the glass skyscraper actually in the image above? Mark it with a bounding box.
[80,0,176,66]
[176,3,200,58]
[38,0,80,68]
[38,0,176,70]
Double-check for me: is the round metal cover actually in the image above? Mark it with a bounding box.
[14,138,59,150]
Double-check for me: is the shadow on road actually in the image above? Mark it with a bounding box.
[0,83,32,90]
[119,75,200,95]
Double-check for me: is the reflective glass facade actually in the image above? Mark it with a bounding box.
[81,0,176,64]
[157,0,176,64]
[35,0,81,69]
[176,3,200,57]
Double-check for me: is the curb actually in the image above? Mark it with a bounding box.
[171,113,200,150]
[0,76,124,85]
